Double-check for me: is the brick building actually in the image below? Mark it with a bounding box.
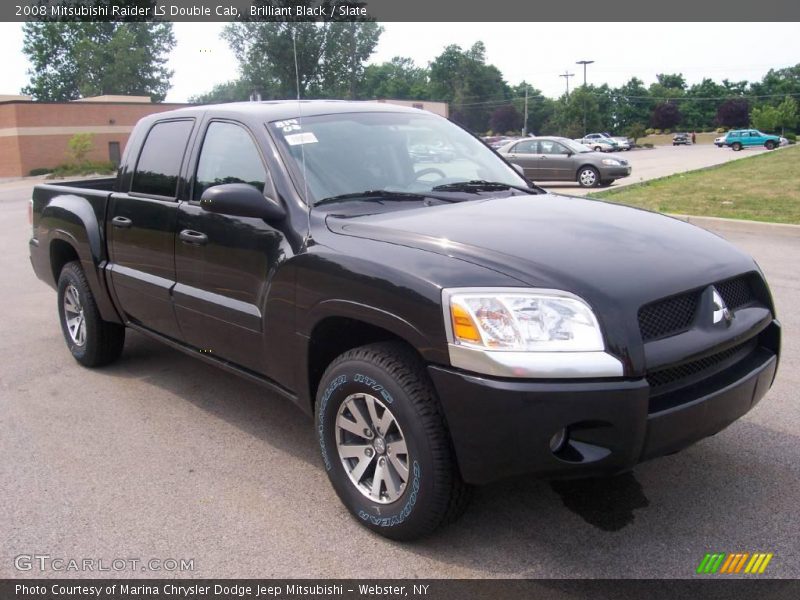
[0,95,188,178]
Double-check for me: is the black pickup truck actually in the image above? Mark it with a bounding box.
[29,101,780,540]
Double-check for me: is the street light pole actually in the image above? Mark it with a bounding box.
[576,60,594,136]
[522,86,528,136]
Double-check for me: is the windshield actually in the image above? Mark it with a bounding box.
[267,111,527,205]
[560,138,593,153]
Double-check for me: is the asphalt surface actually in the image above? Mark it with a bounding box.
[540,143,773,196]
[1,180,798,579]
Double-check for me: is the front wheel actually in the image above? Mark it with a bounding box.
[577,166,600,188]
[765,140,776,150]
[57,261,125,367]
[315,342,470,540]
[731,142,742,151]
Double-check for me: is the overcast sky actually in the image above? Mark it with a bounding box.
[2,22,798,102]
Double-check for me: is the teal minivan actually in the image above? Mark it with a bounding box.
[724,129,781,151]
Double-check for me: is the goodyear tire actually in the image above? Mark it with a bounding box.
[57,261,125,367]
[315,342,470,540]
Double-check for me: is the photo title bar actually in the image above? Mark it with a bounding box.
[4,0,799,22]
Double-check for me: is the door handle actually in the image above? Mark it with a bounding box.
[179,229,208,245]
[111,216,132,228]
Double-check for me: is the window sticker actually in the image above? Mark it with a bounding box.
[285,132,318,146]
[275,119,301,132]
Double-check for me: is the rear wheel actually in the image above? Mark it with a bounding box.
[315,342,470,540]
[731,142,742,151]
[57,261,125,367]
[577,166,600,188]
[765,140,776,150]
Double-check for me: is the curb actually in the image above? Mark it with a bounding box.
[669,214,800,237]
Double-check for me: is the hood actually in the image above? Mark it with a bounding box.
[325,193,757,311]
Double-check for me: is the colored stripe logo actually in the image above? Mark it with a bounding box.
[697,552,773,574]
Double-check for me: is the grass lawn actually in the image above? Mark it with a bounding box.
[637,132,720,146]
[591,145,800,224]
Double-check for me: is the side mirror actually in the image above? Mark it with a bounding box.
[200,183,285,221]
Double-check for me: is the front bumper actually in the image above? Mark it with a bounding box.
[430,330,778,485]
[599,166,631,179]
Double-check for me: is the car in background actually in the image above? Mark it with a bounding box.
[499,136,631,188]
[482,135,520,150]
[602,132,633,151]
[714,135,726,147]
[724,129,782,151]
[574,134,618,152]
[409,141,456,163]
[672,133,691,146]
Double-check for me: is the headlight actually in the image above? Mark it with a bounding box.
[601,158,621,166]
[443,288,604,352]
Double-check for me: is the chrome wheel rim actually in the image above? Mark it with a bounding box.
[335,393,409,504]
[63,284,86,346]
[579,169,597,186]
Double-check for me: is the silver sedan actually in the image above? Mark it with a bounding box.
[498,136,632,188]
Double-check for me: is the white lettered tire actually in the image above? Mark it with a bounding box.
[315,342,470,540]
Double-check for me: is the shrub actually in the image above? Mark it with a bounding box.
[29,167,53,176]
[784,132,796,142]
[66,133,94,165]
[643,143,654,148]
[716,127,727,133]
[664,129,671,135]
[645,128,655,135]
[653,129,662,135]
[48,161,116,178]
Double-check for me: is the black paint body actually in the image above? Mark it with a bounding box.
[29,102,781,484]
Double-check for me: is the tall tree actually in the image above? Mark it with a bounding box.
[189,80,254,104]
[358,57,430,100]
[716,98,750,128]
[429,42,510,132]
[22,19,175,101]
[613,77,651,130]
[222,12,382,100]
[651,101,682,130]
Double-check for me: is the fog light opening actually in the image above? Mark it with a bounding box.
[549,427,568,453]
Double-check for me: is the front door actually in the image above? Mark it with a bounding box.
[108,118,195,340]
[173,120,286,373]
[537,139,575,180]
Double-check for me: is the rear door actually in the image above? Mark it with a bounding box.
[107,118,195,339]
[173,119,286,373]
[504,140,540,178]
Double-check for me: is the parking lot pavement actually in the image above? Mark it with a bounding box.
[541,144,772,196]
[2,182,799,579]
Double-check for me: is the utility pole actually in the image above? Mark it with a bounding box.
[559,71,574,97]
[522,86,528,136]
[576,60,594,136]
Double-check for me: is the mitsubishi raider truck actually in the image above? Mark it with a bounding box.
[29,101,780,540]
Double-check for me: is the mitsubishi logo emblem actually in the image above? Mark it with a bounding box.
[712,287,733,326]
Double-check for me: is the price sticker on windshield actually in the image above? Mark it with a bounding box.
[285,132,318,146]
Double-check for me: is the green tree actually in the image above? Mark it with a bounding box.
[222,14,382,100]
[553,87,601,138]
[190,80,254,104]
[66,133,93,165]
[750,105,780,133]
[775,96,798,135]
[358,57,430,100]
[613,77,651,130]
[683,78,727,130]
[429,42,510,132]
[22,17,175,101]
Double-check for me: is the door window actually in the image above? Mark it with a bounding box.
[539,140,567,155]
[131,120,194,198]
[193,122,267,200]
[512,140,538,154]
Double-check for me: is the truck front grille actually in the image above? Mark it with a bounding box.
[638,274,761,341]
[646,340,753,392]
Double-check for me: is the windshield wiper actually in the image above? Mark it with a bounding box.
[431,180,542,194]
[315,190,457,207]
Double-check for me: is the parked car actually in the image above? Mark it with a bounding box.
[409,141,455,163]
[575,133,619,152]
[724,129,782,151]
[499,136,631,187]
[714,135,726,147]
[29,101,779,540]
[672,133,691,146]
[601,132,633,150]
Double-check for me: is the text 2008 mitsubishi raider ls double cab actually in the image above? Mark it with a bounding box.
[29,102,780,540]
